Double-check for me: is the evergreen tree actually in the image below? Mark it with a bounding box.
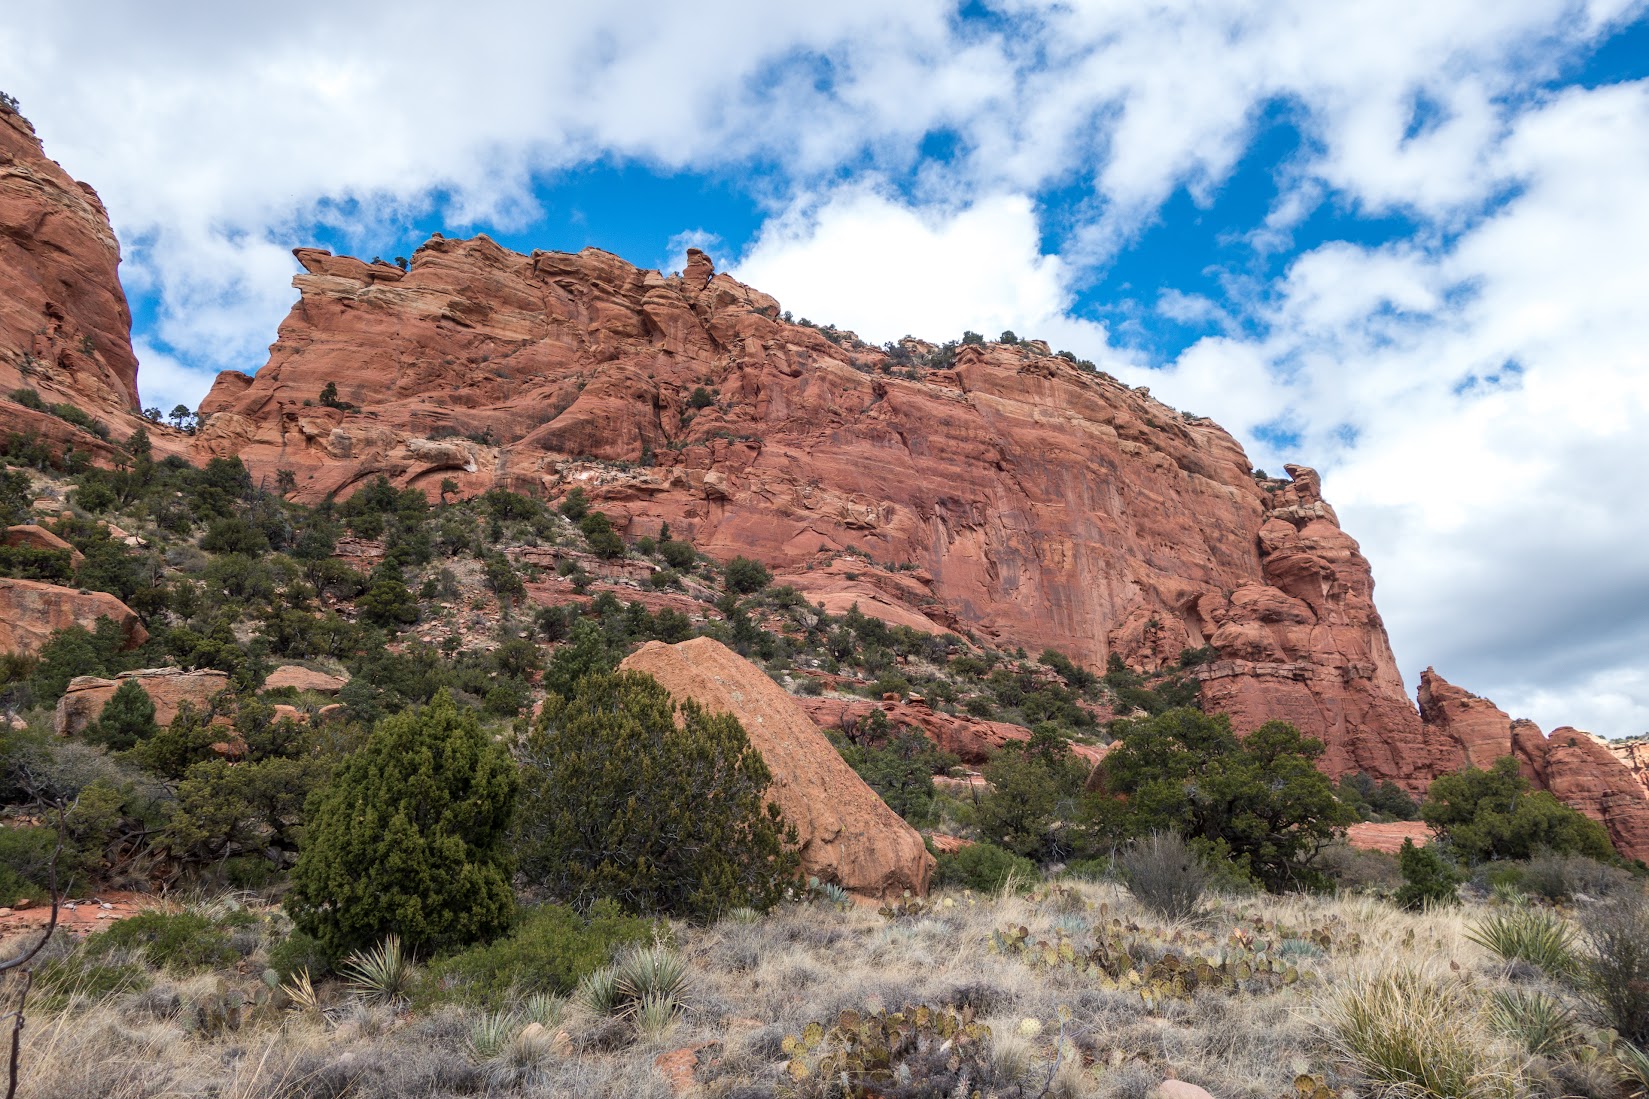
[515,670,799,919]
[287,690,517,958]
[1420,755,1616,863]
[542,618,616,698]
[1395,837,1463,909]
[83,678,158,750]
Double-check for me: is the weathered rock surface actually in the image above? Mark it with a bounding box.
[0,577,146,656]
[1345,821,1433,854]
[55,668,231,737]
[2,523,83,566]
[0,103,160,446]
[193,235,1436,788]
[262,665,349,694]
[798,696,1042,766]
[1416,669,1649,862]
[619,637,934,899]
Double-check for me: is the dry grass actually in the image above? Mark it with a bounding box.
[7,879,1634,1098]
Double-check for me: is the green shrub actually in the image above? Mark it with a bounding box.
[935,841,1038,893]
[1421,756,1617,863]
[287,690,518,959]
[267,928,331,980]
[515,670,799,920]
[1395,838,1463,910]
[658,539,696,569]
[87,910,241,973]
[426,900,654,1006]
[1578,895,1649,1046]
[82,677,158,750]
[724,556,772,594]
[0,825,56,905]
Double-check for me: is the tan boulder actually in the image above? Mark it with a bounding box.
[0,577,146,656]
[263,665,350,693]
[1345,821,1433,854]
[3,524,84,567]
[55,668,231,737]
[619,637,934,899]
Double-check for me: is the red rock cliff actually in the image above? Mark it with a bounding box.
[0,102,140,421]
[1417,668,1649,861]
[196,238,1429,764]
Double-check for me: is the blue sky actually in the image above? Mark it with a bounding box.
[3,0,1648,738]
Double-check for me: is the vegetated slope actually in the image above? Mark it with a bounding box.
[2,100,1647,858]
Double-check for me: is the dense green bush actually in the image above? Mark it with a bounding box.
[288,690,518,959]
[1098,708,1353,891]
[973,729,1093,861]
[836,726,958,827]
[724,556,772,594]
[86,910,245,973]
[425,900,654,1006]
[0,824,57,905]
[1394,838,1462,909]
[658,538,697,569]
[515,671,799,920]
[934,841,1038,893]
[1421,756,1616,863]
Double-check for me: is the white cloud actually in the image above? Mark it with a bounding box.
[2,0,1646,736]
[732,184,1118,362]
[130,339,223,415]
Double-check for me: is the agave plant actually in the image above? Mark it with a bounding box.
[340,934,416,1006]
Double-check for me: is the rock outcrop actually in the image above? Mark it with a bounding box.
[262,665,349,693]
[2,524,83,566]
[1344,821,1433,854]
[0,577,146,656]
[619,637,934,899]
[55,668,232,737]
[0,102,148,437]
[194,235,1433,785]
[1416,668,1649,862]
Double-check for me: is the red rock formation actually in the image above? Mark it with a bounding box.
[1415,668,1649,862]
[55,668,231,737]
[0,103,148,436]
[3,523,83,566]
[1345,821,1433,854]
[798,696,1038,766]
[1194,468,1459,790]
[194,236,1430,783]
[619,637,934,899]
[0,577,146,656]
[262,665,349,693]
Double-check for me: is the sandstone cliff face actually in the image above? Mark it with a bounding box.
[619,637,934,899]
[195,237,1425,780]
[0,103,141,424]
[1416,668,1649,862]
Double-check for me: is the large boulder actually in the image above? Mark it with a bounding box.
[262,665,349,694]
[3,524,84,567]
[55,668,231,737]
[619,637,934,899]
[0,577,146,656]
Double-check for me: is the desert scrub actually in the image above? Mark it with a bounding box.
[1118,831,1207,920]
[424,900,655,1007]
[1320,962,1524,1098]
[936,841,1040,893]
[84,909,248,973]
[1577,893,1649,1045]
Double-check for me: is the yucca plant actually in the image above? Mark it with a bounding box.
[279,967,321,1015]
[1466,907,1578,978]
[340,934,416,1006]
[725,906,762,924]
[1320,964,1524,1099]
[577,944,691,1028]
[575,965,623,1017]
[634,991,680,1040]
[489,1021,560,1086]
[1487,989,1580,1057]
[520,992,567,1028]
[1615,1039,1649,1097]
[468,1010,516,1062]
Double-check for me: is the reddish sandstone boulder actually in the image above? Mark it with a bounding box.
[619,637,934,899]
[3,524,83,566]
[262,665,349,693]
[0,577,146,656]
[55,668,231,737]
[798,696,1036,765]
